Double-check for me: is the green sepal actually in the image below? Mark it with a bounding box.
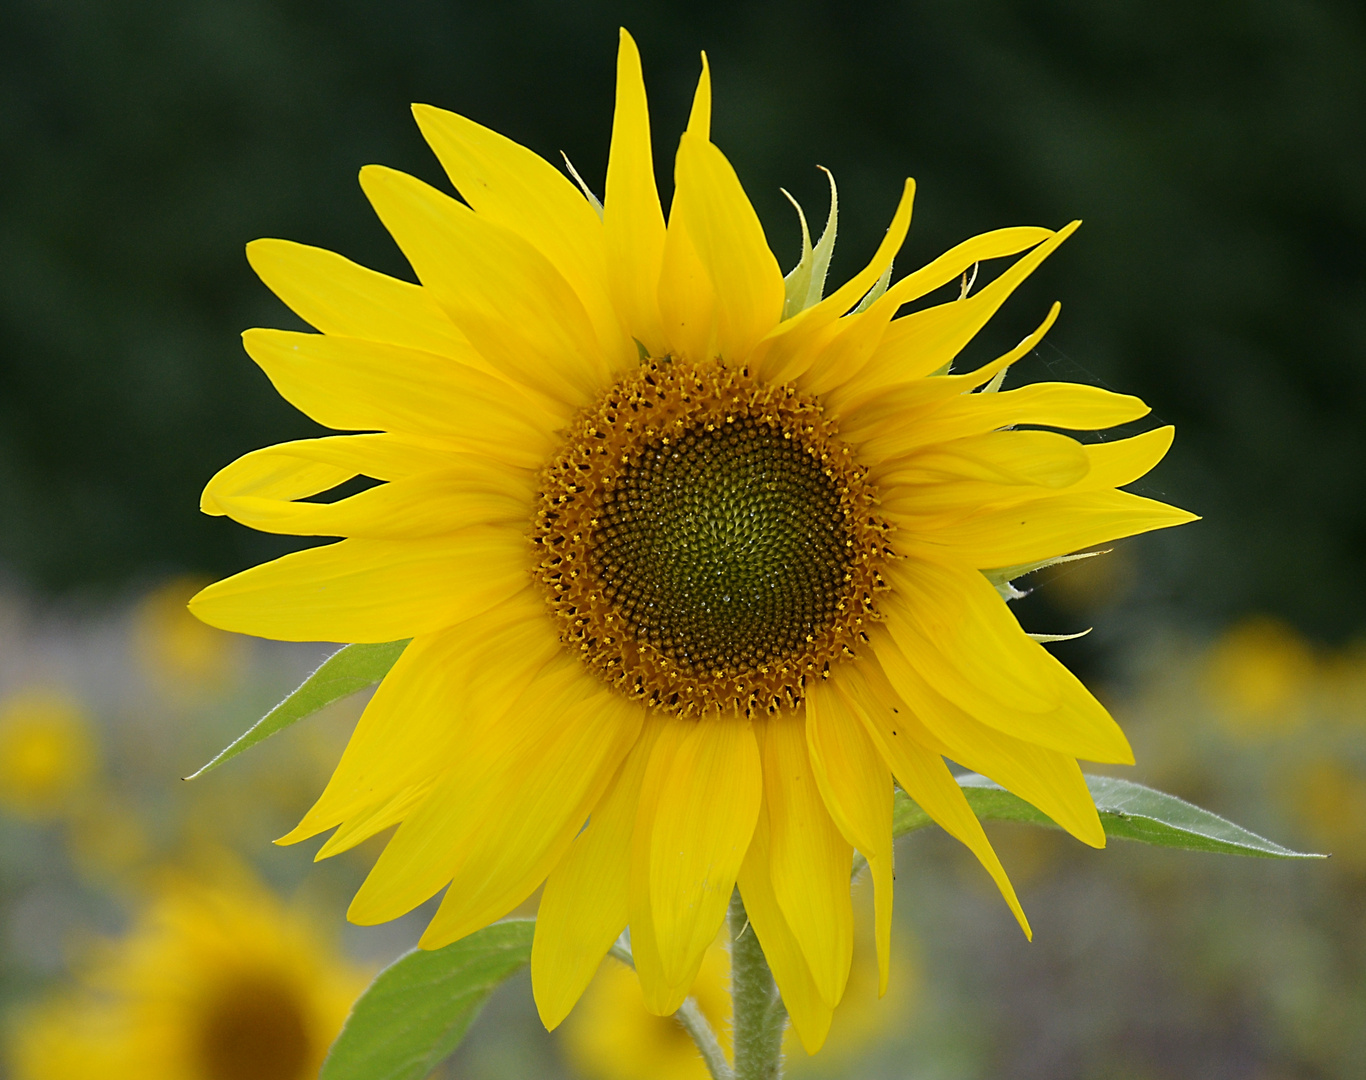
[184,640,408,779]
[893,773,1323,859]
[984,550,1103,601]
[320,920,534,1080]
[781,167,838,319]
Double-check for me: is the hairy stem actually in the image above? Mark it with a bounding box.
[729,891,788,1080]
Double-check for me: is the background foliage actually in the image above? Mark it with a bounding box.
[1,0,1364,640]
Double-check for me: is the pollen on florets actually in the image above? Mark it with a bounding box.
[533,357,890,718]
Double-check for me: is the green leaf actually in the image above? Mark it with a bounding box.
[321,919,534,1080]
[893,773,1323,859]
[185,639,408,779]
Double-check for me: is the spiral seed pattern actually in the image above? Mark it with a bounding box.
[597,420,848,675]
[534,358,888,718]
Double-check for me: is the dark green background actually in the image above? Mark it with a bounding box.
[1,0,1363,637]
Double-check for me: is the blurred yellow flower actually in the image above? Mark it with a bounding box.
[0,689,97,819]
[563,944,731,1080]
[1285,758,1366,869]
[562,909,915,1079]
[7,865,370,1080]
[133,577,244,691]
[1203,618,1316,737]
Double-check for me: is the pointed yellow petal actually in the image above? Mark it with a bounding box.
[806,679,895,995]
[532,714,664,1030]
[314,779,435,860]
[604,29,667,355]
[851,381,1150,465]
[1072,426,1175,492]
[842,226,1055,390]
[657,200,718,364]
[241,329,564,467]
[280,591,560,842]
[668,133,784,362]
[346,657,625,925]
[411,105,631,372]
[189,527,528,643]
[245,238,471,361]
[200,433,456,516]
[846,672,1031,938]
[359,165,608,406]
[418,692,644,948]
[830,301,1062,431]
[758,716,853,1008]
[687,53,711,140]
[878,430,1094,520]
[898,489,1199,572]
[648,717,762,987]
[736,804,835,1054]
[212,458,534,539]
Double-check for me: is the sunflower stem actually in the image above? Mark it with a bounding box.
[678,996,734,1080]
[728,891,788,1080]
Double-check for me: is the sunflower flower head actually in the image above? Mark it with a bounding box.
[7,865,369,1080]
[189,30,1195,1052]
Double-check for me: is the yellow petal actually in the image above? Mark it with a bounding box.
[411,105,631,372]
[200,433,456,515]
[245,238,472,361]
[532,715,665,1030]
[629,718,708,1015]
[212,459,535,539]
[359,164,608,406]
[281,590,560,842]
[897,489,1199,571]
[663,134,785,363]
[687,52,711,140]
[758,715,853,1008]
[881,430,1090,491]
[736,804,835,1054]
[862,650,1104,847]
[313,779,435,860]
[418,691,644,948]
[852,381,1150,465]
[603,29,667,355]
[830,301,1062,430]
[876,563,1134,763]
[1072,426,1175,492]
[657,198,718,364]
[241,329,564,467]
[189,527,528,643]
[648,716,762,987]
[346,656,620,924]
[842,666,1031,939]
[806,678,895,995]
[844,226,1055,389]
[883,559,1061,714]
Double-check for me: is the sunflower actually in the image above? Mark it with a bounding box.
[190,30,1195,1051]
[0,689,97,820]
[7,866,369,1080]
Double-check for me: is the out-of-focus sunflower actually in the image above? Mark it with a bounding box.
[133,577,244,692]
[563,940,732,1080]
[0,689,97,819]
[190,30,1194,1050]
[7,866,368,1080]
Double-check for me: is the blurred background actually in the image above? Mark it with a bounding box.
[0,1,1362,1078]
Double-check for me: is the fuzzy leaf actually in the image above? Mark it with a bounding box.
[893,773,1322,859]
[185,639,408,779]
[321,920,534,1080]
